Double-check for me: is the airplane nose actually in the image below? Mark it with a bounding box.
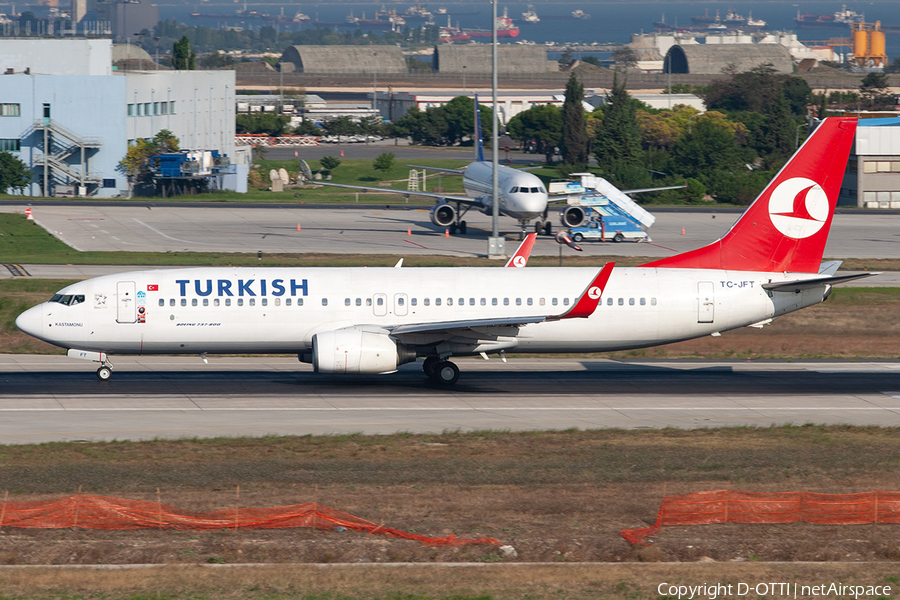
[15,306,42,338]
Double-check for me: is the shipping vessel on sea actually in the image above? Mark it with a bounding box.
[794,5,864,29]
[654,10,766,33]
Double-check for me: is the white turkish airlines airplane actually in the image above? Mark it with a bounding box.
[16,117,873,385]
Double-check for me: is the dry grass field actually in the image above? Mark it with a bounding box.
[0,429,900,598]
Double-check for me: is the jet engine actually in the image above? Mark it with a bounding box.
[560,206,586,228]
[430,203,456,227]
[312,327,416,374]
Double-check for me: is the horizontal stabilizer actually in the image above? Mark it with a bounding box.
[762,272,880,293]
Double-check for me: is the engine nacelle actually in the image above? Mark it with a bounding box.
[560,206,585,228]
[312,327,415,374]
[430,203,456,227]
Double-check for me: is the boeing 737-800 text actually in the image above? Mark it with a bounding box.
[16,118,873,384]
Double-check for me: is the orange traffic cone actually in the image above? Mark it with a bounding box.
[297,223,301,231]
[340,150,344,157]
[444,228,450,238]
[25,207,33,221]
[681,227,685,235]
[407,228,411,236]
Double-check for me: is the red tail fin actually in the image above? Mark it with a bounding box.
[644,117,857,273]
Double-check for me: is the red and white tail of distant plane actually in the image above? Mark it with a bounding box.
[16,117,876,384]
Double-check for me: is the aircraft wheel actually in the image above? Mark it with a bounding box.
[534,220,543,235]
[572,233,584,243]
[423,357,440,379]
[434,361,460,385]
[96,366,112,381]
[449,223,458,235]
[613,233,624,243]
[459,221,467,234]
[544,221,552,236]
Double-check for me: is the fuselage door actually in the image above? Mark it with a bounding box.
[373,293,387,317]
[117,281,136,323]
[394,293,408,317]
[697,281,714,323]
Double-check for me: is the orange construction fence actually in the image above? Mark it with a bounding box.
[621,489,900,545]
[0,494,500,548]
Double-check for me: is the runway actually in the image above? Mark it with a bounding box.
[3,355,900,444]
[4,204,900,260]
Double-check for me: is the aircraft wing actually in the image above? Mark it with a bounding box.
[547,183,687,203]
[315,181,482,206]
[387,263,615,339]
[406,164,466,175]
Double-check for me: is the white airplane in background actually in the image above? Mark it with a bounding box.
[17,117,874,385]
[318,97,679,237]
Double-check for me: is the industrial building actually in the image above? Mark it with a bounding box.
[0,39,236,197]
[431,45,556,75]
[278,45,407,75]
[840,116,900,208]
[372,90,580,126]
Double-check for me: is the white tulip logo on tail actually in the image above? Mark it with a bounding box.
[513,256,527,268]
[588,286,602,300]
[767,177,829,239]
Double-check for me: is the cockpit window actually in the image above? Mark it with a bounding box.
[49,294,85,306]
[539,186,547,194]
[509,186,518,193]
[530,187,540,193]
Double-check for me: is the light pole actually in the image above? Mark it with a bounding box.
[134,32,144,70]
[796,123,809,149]
[154,36,160,69]
[372,51,378,111]
[463,64,466,92]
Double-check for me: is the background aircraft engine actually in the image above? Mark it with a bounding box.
[430,203,456,227]
[312,328,415,374]
[561,206,586,228]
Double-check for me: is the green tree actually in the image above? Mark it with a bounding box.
[581,56,601,67]
[611,46,638,71]
[705,64,810,116]
[319,155,341,175]
[560,73,588,173]
[373,152,395,178]
[198,52,234,69]
[118,130,181,186]
[594,73,644,187]
[392,98,492,147]
[0,151,32,194]
[173,35,196,70]
[322,116,356,142]
[236,113,289,136]
[506,105,562,163]
[860,72,894,109]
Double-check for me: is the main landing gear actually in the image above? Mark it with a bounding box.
[423,357,460,385]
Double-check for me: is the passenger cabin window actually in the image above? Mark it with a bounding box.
[345,298,351,306]
[607,298,613,306]
[169,299,175,307]
[297,298,303,306]
[192,299,198,307]
[516,298,522,306]
[424,298,430,306]
[249,299,255,306]
[237,299,243,306]
[225,299,231,306]
[181,299,187,307]
[366,298,372,306]
[411,298,417,306]
[629,298,635,306]
[527,298,533,306]
[618,298,624,306]
[203,299,209,306]
[284,298,291,306]
[398,297,405,306]
[447,298,452,306]
[503,298,509,306]
[435,298,442,306]
[322,298,328,306]
[158,299,164,307]
[214,299,220,307]
[377,297,384,306]
[563,298,570,306]
[651,298,657,306]
[356,298,362,306]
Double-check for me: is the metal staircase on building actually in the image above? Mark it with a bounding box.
[28,120,103,196]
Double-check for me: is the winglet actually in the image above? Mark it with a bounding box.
[474,94,485,163]
[550,262,615,320]
[505,233,537,267]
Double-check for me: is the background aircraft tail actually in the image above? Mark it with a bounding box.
[644,117,857,274]
[474,95,485,163]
